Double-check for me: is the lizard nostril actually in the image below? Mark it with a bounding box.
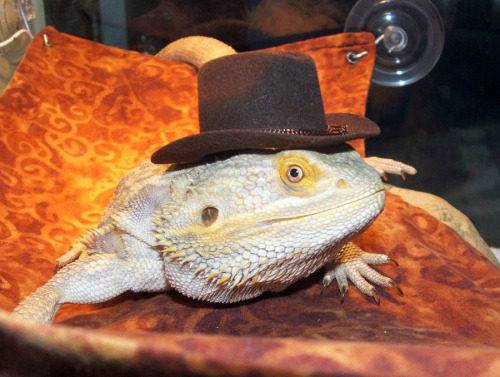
[336,178,348,190]
[201,206,219,226]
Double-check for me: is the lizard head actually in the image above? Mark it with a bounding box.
[153,147,385,300]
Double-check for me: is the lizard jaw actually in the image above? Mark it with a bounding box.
[258,188,385,225]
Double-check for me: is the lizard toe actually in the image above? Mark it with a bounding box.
[322,263,349,302]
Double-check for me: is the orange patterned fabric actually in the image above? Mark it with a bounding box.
[1,27,499,376]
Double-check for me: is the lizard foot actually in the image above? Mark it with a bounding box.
[54,242,87,272]
[364,156,417,181]
[322,242,402,305]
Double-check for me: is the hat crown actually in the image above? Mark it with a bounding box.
[151,50,380,164]
[198,51,328,133]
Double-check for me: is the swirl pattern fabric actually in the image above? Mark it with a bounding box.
[0,27,499,376]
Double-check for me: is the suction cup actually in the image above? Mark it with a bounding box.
[345,0,444,87]
[0,0,34,63]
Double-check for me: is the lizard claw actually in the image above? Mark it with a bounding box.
[387,258,399,267]
[320,284,327,296]
[389,280,404,296]
[371,287,380,305]
[340,285,348,304]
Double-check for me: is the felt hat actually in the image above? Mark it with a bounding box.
[151,50,380,164]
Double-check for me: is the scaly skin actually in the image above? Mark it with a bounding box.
[13,148,413,323]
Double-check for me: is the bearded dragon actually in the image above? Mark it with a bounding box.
[13,37,416,322]
[12,147,415,323]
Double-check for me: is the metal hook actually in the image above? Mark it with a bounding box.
[346,50,368,64]
[375,34,385,45]
[43,34,53,48]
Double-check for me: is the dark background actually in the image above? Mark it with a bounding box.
[44,0,500,246]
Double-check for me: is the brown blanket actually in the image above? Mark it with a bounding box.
[0,27,499,377]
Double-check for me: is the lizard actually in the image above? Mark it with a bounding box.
[12,146,415,323]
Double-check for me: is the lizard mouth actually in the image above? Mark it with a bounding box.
[258,188,385,225]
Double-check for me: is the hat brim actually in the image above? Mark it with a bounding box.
[151,113,380,164]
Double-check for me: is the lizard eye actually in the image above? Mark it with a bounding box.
[201,206,218,226]
[286,165,304,182]
[277,155,316,195]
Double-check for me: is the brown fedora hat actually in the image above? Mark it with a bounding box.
[151,51,379,164]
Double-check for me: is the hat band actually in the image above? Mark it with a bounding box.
[261,124,349,136]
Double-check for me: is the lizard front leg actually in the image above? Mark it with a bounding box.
[322,242,402,304]
[13,245,169,323]
[14,254,124,322]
